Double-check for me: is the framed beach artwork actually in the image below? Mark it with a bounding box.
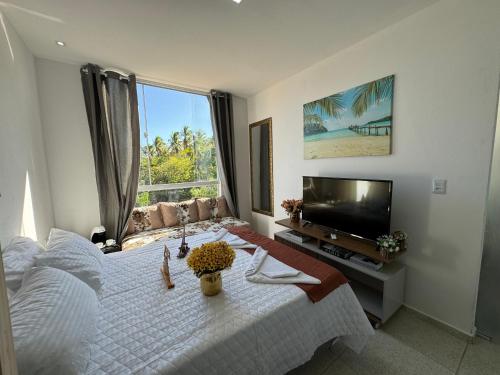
[303,75,394,159]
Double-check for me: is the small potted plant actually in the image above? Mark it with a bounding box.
[393,230,408,252]
[377,231,408,260]
[187,241,236,296]
[376,234,400,260]
[281,199,303,223]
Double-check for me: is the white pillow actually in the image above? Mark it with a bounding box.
[2,236,44,291]
[35,249,104,292]
[47,228,103,265]
[10,267,99,375]
[35,228,104,291]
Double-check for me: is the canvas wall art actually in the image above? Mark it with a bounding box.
[303,75,394,159]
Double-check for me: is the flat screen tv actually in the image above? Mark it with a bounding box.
[302,176,392,241]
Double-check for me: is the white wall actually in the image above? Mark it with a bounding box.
[241,0,500,334]
[35,58,100,237]
[0,15,54,245]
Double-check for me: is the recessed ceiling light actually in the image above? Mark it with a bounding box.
[233,0,242,3]
[55,40,65,47]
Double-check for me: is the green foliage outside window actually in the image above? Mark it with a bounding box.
[136,125,218,206]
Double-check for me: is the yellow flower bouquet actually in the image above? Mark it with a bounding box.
[187,241,236,278]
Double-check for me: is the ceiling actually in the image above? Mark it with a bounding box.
[2,0,438,96]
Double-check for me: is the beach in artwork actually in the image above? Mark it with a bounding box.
[303,75,394,159]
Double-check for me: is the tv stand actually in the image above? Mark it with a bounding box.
[275,219,406,325]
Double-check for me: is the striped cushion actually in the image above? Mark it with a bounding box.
[10,267,98,375]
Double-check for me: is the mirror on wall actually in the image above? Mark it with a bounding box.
[249,118,274,216]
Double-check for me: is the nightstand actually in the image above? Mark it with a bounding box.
[101,244,121,254]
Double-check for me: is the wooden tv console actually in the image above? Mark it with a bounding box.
[275,219,406,326]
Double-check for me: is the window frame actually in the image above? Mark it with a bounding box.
[136,79,221,198]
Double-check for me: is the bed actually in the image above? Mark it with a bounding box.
[86,230,373,375]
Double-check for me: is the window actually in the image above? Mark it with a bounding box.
[136,83,219,206]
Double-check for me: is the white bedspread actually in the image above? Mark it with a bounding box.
[86,232,373,375]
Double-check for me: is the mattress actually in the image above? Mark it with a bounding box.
[86,231,373,375]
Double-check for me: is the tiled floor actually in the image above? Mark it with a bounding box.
[289,308,500,375]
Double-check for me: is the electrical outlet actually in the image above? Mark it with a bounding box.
[432,179,447,194]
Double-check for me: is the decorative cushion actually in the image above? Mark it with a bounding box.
[217,196,233,217]
[158,202,179,227]
[126,218,135,235]
[179,199,199,223]
[130,205,164,233]
[10,267,98,375]
[196,198,218,221]
[35,228,104,291]
[176,203,191,225]
[2,236,44,291]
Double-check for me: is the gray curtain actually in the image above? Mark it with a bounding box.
[210,90,239,218]
[80,64,140,242]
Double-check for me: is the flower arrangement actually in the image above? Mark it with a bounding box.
[376,235,400,254]
[393,230,408,248]
[377,230,408,259]
[281,199,303,222]
[187,241,236,278]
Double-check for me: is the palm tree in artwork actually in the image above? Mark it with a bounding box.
[168,131,182,154]
[351,75,394,117]
[304,93,344,119]
[303,93,343,135]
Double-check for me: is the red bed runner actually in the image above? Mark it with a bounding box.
[228,227,348,303]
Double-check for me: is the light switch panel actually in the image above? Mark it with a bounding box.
[432,179,447,194]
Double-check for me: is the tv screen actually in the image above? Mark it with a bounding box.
[302,177,392,241]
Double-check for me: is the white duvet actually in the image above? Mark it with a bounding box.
[86,232,373,375]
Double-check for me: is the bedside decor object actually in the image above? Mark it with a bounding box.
[281,199,303,223]
[161,245,175,289]
[303,75,394,159]
[90,226,106,244]
[186,241,235,296]
[176,203,190,258]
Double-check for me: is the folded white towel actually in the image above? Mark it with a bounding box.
[212,228,229,242]
[260,270,300,279]
[245,247,320,285]
[211,229,258,249]
[244,247,268,276]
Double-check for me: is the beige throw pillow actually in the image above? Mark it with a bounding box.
[217,196,232,217]
[159,202,179,227]
[196,198,213,221]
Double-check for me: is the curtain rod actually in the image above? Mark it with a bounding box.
[81,66,132,81]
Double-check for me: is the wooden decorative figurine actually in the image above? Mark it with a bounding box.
[161,245,175,289]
